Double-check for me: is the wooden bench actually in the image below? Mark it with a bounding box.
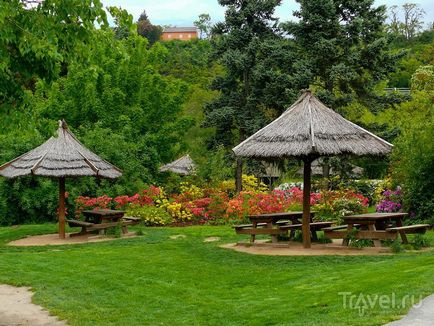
[386,224,431,244]
[279,221,335,241]
[233,223,287,243]
[386,224,430,234]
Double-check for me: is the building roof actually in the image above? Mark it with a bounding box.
[0,120,122,179]
[163,27,197,33]
[233,90,393,158]
[159,154,196,175]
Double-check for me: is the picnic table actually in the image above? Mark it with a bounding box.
[322,212,430,247]
[234,211,334,243]
[67,209,140,237]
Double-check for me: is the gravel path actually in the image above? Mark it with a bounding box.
[0,285,66,326]
[386,294,434,326]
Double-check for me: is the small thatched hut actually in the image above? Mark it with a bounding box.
[159,154,196,176]
[233,90,393,248]
[0,120,122,238]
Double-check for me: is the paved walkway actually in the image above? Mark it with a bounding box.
[0,285,66,326]
[386,294,434,325]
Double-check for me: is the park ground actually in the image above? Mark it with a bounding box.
[0,224,433,325]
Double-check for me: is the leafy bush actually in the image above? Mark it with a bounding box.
[376,188,403,213]
[412,234,430,250]
[126,205,173,226]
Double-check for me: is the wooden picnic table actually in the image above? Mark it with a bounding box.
[68,209,139,237]
[82,209,125,224]
[233,211,334,244]
[343,212,407,247]
[323,212,430,247]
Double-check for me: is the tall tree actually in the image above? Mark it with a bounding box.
[136,10,162,45]
[401,3,426,40]
[283,0,402,108]
[0,0,108,108]
[204,0,293,192]
[194,13,212,39]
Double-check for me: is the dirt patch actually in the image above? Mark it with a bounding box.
[169,234,186,240]
[0,284,66,325]
[220,240,397,256]
[8,232,137,247]
[204,237,221,242]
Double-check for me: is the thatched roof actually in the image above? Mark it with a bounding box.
[233,91,393,158]
[0,120,122,179]
[159,154,196,175]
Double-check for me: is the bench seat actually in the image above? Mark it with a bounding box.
[232,223,267,229]
[386,224,430,234]
[279,221,335,230]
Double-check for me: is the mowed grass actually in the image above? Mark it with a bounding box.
[0,224,433,326]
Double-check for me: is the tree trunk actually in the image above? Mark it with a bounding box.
[235,157,243,193]
[58,177,66,239]
[302,157,312,248]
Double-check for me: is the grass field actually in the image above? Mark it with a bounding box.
[0,224,433,325]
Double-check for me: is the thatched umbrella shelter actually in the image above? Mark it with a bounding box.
[233,90,393,248]
[159,154,196,176]
[0,120,122,239]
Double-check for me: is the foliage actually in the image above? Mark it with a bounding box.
[391,91,434,223]
[387,4,426,40]
[0,23,193,224]
[411,65,434,91]
[412,234,431,250]
[126,204,172,226]
[136,10,162,45]
[194,13,212,39]
[376,188,403,213]
[0,0,108,107]
[314,190,369,223]
[390,239,404,253]
[283,0,402,109]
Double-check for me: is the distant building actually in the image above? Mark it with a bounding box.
[161,27,198,41]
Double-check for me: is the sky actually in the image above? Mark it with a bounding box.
[101,0,434,27]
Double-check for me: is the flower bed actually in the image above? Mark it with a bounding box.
[74,175,370,226]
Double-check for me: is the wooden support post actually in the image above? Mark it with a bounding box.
[58,177,66,239]
[235,157,243,193]
[302,158,312,248]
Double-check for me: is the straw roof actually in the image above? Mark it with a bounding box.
[0,120,122,179]
[159,154,196,175]
[233,91,393,158]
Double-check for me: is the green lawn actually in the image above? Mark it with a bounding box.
[0,224,433,326]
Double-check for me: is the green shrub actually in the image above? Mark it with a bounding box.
[391,240,404,253]
[126,205,173,226]
[412,234,430,250]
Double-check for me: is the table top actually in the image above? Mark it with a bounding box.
[344,212,408,222]
[248,211,315,223]
[82,209,125,216]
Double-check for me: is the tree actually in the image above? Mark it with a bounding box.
[411,65,434,91]
[204,0,294,192]
[136,10,162,45]
[283,0,402,109]
[0,0,109,108]
[402,3,425,40]
[386,3,426,40]
[194,13,212,39]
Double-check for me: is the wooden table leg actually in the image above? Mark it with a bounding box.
[268,222,278,243]
[368,224,382,247]
[250,221,257,243]
[311,230,318,242]
[342,224,353,246]
[395,218,408,244]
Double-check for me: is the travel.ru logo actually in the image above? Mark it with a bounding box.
[338,292,423,316]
